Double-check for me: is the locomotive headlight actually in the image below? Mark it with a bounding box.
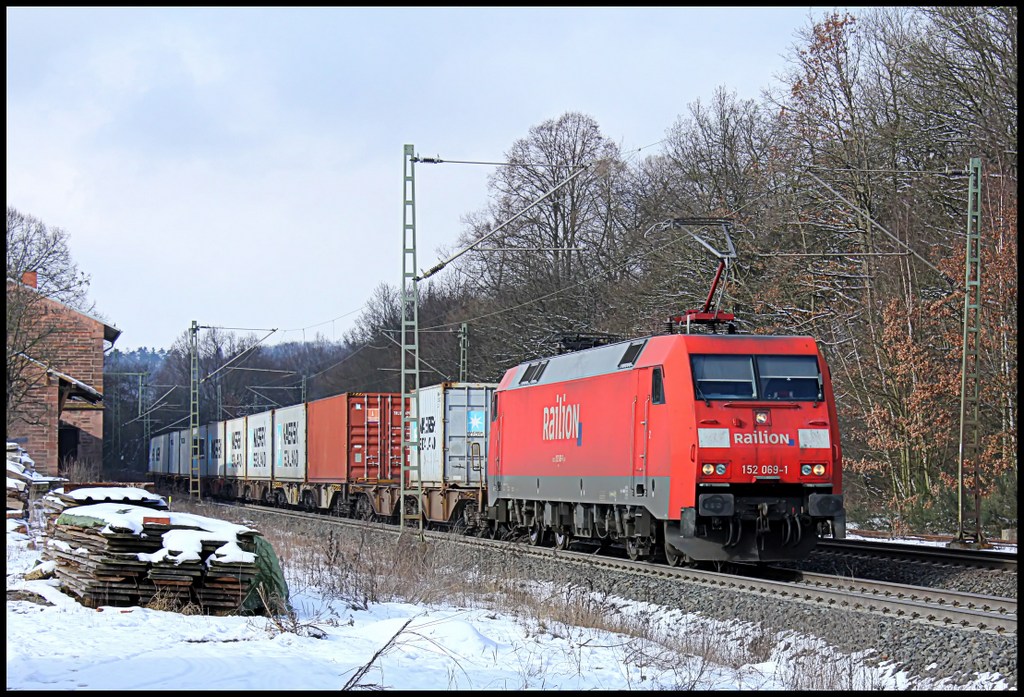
[801,464,812,476]
[754,410,770,425]
[715,464,727,476]
[813,464,826,476]
[702,464,715,476]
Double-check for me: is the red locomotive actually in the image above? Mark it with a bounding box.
[484,331,846,564]
[483,219,845,564]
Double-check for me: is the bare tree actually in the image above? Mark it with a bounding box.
[6,207,96,432]
[451,112,631,367]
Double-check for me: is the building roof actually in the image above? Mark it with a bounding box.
[17,353,104,404]
[6,276,121,344]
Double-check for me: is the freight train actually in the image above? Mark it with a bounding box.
[149,332,846,566]
[149,220,845,565]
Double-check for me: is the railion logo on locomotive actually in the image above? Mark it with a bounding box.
[734,431,795,446]
[542,394,581,442]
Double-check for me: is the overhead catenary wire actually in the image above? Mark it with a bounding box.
[414,161,595,281]
[201,328,277,384]
[418,179,786,334]
[805,171,952,284]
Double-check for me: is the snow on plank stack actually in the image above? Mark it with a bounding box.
[48,508,167,607]
[45,489,277,615]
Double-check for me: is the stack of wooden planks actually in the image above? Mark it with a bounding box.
[46,505,265,615]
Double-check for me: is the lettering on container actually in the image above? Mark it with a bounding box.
[249,425,268,470]
[230,429,244,469]
[420,416,437,450]
[279,421,301,469]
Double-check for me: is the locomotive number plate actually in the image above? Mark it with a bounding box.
[741,464,789,476]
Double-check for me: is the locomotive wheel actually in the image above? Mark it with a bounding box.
[625,537,645,561]
[553,531,571,550]
[663,539,686,567]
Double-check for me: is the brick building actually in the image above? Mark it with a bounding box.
[6,272,121,476]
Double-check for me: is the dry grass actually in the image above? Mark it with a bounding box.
[59,456,102,483]
[143,588,203,615]
[170,498,875,690]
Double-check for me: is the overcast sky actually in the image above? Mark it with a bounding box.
[7,7,851,352]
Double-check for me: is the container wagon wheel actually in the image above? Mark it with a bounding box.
[356,495,374,521]
[528,521,548,547]
[553,530,571,550]
[302,491,316,512]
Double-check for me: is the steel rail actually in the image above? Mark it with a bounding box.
[817,539,1017,571]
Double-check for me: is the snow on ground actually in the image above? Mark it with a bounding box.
[5,497,1013,691]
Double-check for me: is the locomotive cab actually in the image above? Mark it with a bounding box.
[664,335,846,563]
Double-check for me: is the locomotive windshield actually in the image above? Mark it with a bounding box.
[691,354,822,401]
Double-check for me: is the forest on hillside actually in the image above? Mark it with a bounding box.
[103,7,1017,534]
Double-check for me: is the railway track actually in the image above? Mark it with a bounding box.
[817,538,1017,572]
[218,501,1017,636]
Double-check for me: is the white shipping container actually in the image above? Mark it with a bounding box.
[225,417,247,479]
[206,421,227,478]
[167,430,180,476]
[177,427,207,477]
[246,410,272,480]
[416,382,497,486]
[177,429,192,477]
[148,433,167,475]
[273,404,306,483]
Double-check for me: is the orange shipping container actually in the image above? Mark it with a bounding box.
[306,393,406,483]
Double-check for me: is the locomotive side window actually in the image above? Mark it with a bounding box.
[756,355,822,401]
[652,367,665,404]
[691,355,756,399]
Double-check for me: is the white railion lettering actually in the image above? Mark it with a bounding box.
[734,432,792,445]
[541,394,581,441]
